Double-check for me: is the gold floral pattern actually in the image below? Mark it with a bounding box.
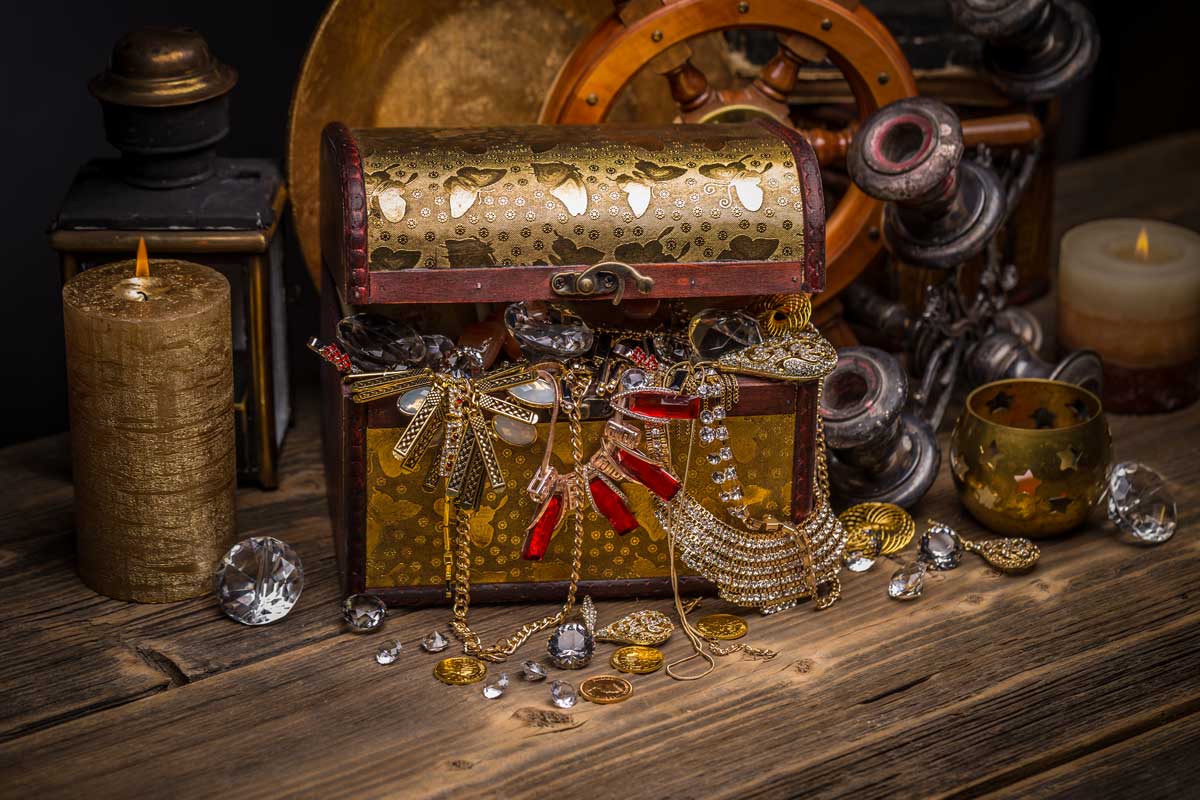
[355,124,805,270]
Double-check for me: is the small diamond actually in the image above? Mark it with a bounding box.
[713,407,726,421]
[719,487,743,504]
[699,426,717,444]
[1107,462,1176,544]
[482,672,509,699]
[214,536,304,626]
[342,594,387,631]
[711,467,737,484]
[700,410,715,425]
[842,545,877,573]
[522,660,548,681]
[888,562,927,600]
[421,630,449,652]
[551,680,578,708]
[715,426,729,441]
[919,522,964,570]
[375,640,402,665]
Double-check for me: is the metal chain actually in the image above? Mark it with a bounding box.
[447,370,591,662]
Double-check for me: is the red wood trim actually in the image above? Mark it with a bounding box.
[755,117,826,294]
[790,381,818,522]
[369,576,716,606]
[364,260,814,304]
[320,123,369,304]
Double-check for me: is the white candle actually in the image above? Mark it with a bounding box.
[1059,218,1200,370]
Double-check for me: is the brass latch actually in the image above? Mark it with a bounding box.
[550,261,655,305]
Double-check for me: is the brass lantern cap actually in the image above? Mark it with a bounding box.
[89,27,237,108]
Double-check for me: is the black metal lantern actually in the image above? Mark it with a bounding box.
[49,27,290,487]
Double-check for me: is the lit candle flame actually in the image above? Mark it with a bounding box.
[1135,227,1150,262]
[136,237,150,278]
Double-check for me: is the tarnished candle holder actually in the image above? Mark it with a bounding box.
[950,378,1111,537]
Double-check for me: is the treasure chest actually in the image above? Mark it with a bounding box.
[319,121,838,605]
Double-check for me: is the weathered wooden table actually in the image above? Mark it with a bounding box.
[3,135,1199,799]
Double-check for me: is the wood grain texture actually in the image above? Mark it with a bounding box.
[2,135,1199,798]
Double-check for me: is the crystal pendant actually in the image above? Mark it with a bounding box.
[888,562,927,600]
[919,522,965,570]
[522,660,549,681]
[342,594,387,631]
[551,680,578,709]
[214,536,304,626]
[547,621,595,669]
[421,630,449,653]
[688,309,764,359]
[493,415,538,446]
[1106,462,1177,544]
[503,301,594,360]
[336,313,426,372]
[482,672,509,699]
[842,531,881,573]
[509,376,557,407]
[375,640,402,665]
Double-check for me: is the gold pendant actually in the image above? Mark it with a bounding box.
[595,609,674,646]
[964,537,1040,573]
[433,656,488,685]
[694,613,748,641]
[839,502,916,556]
[611,645,665,674]
[580,675,634,705]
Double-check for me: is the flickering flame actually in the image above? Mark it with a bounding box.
[135,237,150,278]
[1135,227,1150,262]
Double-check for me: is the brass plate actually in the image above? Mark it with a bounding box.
[288,0,734,286]
[580,675,634,704]
[611,645,665,675]
[434,656,488,685]
[694,613,748,640]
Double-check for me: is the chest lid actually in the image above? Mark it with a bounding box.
[321,121,823,305]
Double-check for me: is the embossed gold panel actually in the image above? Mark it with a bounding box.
[365,414,796,589]
[356,124,806,271]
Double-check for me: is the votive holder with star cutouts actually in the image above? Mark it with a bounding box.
[950,379,1111,537]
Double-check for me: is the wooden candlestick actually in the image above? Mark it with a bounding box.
[62,255,235,602]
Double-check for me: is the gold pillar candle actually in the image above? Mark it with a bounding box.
[1059,219,1200,412]
[62,250,235,602]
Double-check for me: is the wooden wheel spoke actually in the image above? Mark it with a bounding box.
[663,58,713,114]
[753,33,828,104]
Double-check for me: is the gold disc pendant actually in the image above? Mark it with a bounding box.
[433,656,488,685]
[694,613,748,641]
[580,675,634,704]
[611,645,665,674]
[839,502,916,556]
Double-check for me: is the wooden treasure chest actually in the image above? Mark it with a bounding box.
[319,121,843,607]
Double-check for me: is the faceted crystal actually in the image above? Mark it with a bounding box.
[719,487,743,504]
[215,536,304,626]
[396,385,430,415]
[700,410,716,425]
[493,416,538,446]
[888,562,927,600]
[421,630,449,653]
[444,347,484,379]
[699,426,717,445]
[522,660,549,681]
[589,477,639,536]
[619,368,649,391]
[420,334,455,370]
[843,547,877,573]
[336,313,426,372]
[547,621,595,669]
[375,640,402,665]
[551,680,578,709]
[342,593,387,631]
[920,522,964,570]
[715,426,729,441]
[509,377,557,407]
[706,446,733,465]
[614,448,681,501]
[1107,462,1177,544]
[711,467,737,484]
[504,301,594,360]
[688,309,764,359]
[482,672,509,699]
[713,407,726,421]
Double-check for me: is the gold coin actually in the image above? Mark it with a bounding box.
[433,656,487,685]
[839,502,916,556]
[695,613,748,641]
[580,675,634,704]
[610,645,665,674]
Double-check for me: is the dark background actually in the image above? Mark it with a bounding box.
[2,0,1196,447]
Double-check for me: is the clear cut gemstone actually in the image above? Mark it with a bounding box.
[503,301,593,360]
[843,547,877,573]
[375,640,402,665]
[444,347,484,379]
[688,309,763,359]
[522,660,549,681]
[699,426,717,445]
[214,536,304,626]
[421,630,449,652]
[700,410,715,425]
[547,622,594,669]
[1107,462,1177,544]
[493,415,538,446]
[719,487,743,504]
[396,385,430,415]
[888,562,927,600]
[482,672,509,699]
[551,680,578,708]
[920,522,964,570]
[619,368,648,391]
[342,594,387,631]
[713,407,726,421]
[509,376,557,406]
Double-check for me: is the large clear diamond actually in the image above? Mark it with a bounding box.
[214,536,304,626]
[503,301,593,360]
[887,561,927,600]
[919,522,964,570]
[547,622,594,669]
[343,594,387,632]
[1107,462,1177,544]
[688,309,763,359]
[336,313,426,372]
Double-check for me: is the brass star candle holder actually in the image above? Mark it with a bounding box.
[950,379,1111,537]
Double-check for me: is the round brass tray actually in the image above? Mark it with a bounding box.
[287,0,733,287]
